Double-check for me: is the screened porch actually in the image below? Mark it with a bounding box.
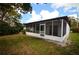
[26,19,67,37]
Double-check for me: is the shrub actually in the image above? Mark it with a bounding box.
[71,28,79,33]
[0,20,23,36]
[22,30,26,34]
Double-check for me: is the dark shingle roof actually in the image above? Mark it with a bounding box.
[24,16,69,25]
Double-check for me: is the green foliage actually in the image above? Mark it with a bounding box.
[0,20,23,36]
[0,20,10,35]
[0,3,32,23]
[0,3,32,35]
[0,3,32,14]
[69,17,79,33]
[22,30,26,34]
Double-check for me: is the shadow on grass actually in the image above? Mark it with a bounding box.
[0,33,79,55]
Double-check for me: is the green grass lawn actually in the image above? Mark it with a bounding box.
[0,32,79,55]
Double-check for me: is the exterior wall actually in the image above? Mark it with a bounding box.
[63,22,70,43]
[26,32,63,42]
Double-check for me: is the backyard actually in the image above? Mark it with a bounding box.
[0,32,79,55]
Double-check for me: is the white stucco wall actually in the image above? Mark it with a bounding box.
[63,22,70,43]
[26,32,64,42]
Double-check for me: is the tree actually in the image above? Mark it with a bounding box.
[0,20,11,35]
[64,3,79,28]
[69,16,79,32]
[5,13,21,27]
[0,3,32,21]
[0,3,32,35]
[0,20,23,35]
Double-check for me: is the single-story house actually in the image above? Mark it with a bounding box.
[24,16,70,46]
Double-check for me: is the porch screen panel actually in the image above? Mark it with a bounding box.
[26,24,35,33]
[46,21,52,35]
[35,23,39,33]
[53,20,61,37]
[63,20,66,36]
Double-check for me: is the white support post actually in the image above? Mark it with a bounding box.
[52,20,53,35]
[61,19,63,37]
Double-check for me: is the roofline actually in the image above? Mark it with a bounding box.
[24,16,69,25]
